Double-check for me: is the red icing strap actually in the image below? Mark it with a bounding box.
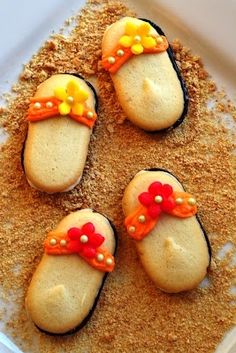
[125,181,198,240]
[44,222,115,272]
[27,97,97,129]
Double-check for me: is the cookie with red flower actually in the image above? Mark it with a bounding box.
[123,169,211,293]
[26,209,116,335]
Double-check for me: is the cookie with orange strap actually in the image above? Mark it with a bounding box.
[102,17,188,131]
[122,169,211,293]
[23,74,98,193]
[25,209,116,335]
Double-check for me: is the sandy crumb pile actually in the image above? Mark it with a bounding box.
[0,1,235,352]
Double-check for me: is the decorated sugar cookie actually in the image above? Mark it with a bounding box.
[122,169,211,293]
[23,74,97,193]
[25,209,116,335]
[102,17,188,131]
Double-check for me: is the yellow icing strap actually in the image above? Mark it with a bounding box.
[102,20,169,74]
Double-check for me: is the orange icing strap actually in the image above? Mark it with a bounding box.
[125,205,157,240]
[27,97,97,129]
[125,181,197,241]
[169,192,197,218]
[44,225,115,272]
[102,36,168,74]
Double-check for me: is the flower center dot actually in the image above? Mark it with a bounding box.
[80,235,88,243]
[66,96,74,104]
[154,195,163,204]
[134,35,141,43]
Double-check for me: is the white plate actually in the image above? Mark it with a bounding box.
[0,1,235,352]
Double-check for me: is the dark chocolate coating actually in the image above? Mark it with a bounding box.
[36,211,118,336]
[141,167,211,261]
[139,18,189,132]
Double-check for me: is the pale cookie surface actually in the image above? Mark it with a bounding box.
[102,17,186,131]
[122,170,210,293]
[25,209,116,334]
[24,74,96,193]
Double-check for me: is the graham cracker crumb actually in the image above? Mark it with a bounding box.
[0,1,235,353]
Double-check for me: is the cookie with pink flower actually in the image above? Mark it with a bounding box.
[23,74,97,193]
[25,209,116,335]
[122,169,211,293]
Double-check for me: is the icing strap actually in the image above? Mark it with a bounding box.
[102,36,168,74]
[44,222,115,272]
[125,181,197,240]
[27,97,97,128]
[101,19,169,74]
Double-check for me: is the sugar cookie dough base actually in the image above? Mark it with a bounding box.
[102,17,186,131]
[25,209,116,334]
[122,170,210,293]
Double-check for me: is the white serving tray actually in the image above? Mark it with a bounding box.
[0,1,235,352]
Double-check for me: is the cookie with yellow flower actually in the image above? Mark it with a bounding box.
[122,168,211,293]
[102,17,188,131]
[24,74,98,193]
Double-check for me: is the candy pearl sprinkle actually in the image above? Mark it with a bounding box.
[34,102,41,109]
[108,56,116,64]
[129,226,136,233]
[50,238,57,246]
[80,235,89,243]
[175,197,184,205]
[188,197,196,206]
[134,35,141,43]
[106,258,113,266]
[87,111,94,119]
[46,101,53,108]
[138,215,146,223]
[60,239,67,247]
[154,195,163,204]
[117,49,124,57]
[66,96,74,104]
[97,253,104,262]
[156,36,163,44]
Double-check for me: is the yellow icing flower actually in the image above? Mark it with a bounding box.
[119,21,157,55]
[54,80,89,116]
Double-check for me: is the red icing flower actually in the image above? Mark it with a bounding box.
[138,182,175,218]
[67,223,105,259]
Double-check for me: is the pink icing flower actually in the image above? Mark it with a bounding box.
[67,223,104,259]
[138,181,175,218]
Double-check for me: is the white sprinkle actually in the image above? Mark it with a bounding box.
[50,238,57,246]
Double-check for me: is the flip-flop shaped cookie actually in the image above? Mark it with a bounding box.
[23,74,97,193]
[122,169,211,293]
[102,17,188,131]
[25,209,116,335]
